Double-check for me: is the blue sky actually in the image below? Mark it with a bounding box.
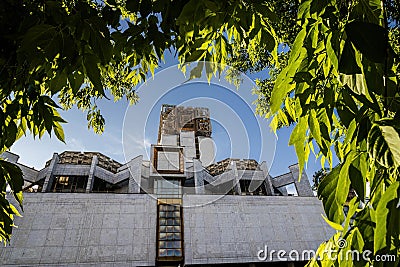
[10,51,337,185]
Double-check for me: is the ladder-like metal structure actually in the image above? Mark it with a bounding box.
[156,198,184,266]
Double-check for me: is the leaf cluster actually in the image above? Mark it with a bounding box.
[0,0,280,245]
[260,0,400,265]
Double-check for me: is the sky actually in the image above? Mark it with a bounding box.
[9,51,338,187]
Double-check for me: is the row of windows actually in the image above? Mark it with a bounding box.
[42,176,268,195]
[160,218,181,226]
[159,205,180,212]
[159,211,180,218]
[159,248,182,257]
[159,226,181,233]
[52,176,87,193]
[159,240,181,249]
[159,232,181,240]
[51,176,126,193]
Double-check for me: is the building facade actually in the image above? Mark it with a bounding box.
[0,104,333,266]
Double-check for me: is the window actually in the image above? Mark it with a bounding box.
[154,179,182,198]
[52,175,88,193]
[157,151,180,171]
[91,177,122,193]
[157,204,183,258]
[239,180,267,195]
[152,146,184,174]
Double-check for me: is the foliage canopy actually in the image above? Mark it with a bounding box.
[0,0,277,244]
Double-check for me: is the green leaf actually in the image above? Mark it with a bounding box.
[308,109,322,147]
[188,61,204,80]
[4,121,17,149]
[339,74,367,95]
[270,28,308,113]
[1,160,24,208]
[368,122,400,167]
[186,49,207,62]
[345,21,386,63]
[83,54,105,96]
[343,197,358,232]
[69,71,84,94]
[344,119,357,144]
[49,71,67,94]
[349,153,367,201]
[19,24,57,54]
[215,35,228,66]
[289,116,308,179]
[8,203,21,217]
[322,215,344,231]
[338,40,362,74]
[87,19,112,64]
[53,122,65,143]
[318,159,351,224]
[374,181,400,254]
[326,31,338,71]
[379,126,400,166]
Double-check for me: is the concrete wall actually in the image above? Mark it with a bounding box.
[1,193,157,267]
[183,195,334,265]
[1,193,333,266]
[1,151,20,163]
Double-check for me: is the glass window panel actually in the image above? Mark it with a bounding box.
[167,249,175,256]
[173,226,180,232]
[159,241,166,248]
[166,226,174,232]
[159,233,167,240]
[174,250,182,257]
[166,233,173,240]
[173,241,181,248]
[159,249,167,257]
[168,205,176,211]
[159,226,166,232]
[173,233,181,240]
[159,219,166,226]
[166,241,173,248]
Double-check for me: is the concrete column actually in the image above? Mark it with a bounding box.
[260,161,274,196]
[193,159,205,194]
[128,155,143,193]
[232,161,241,195]
[289,164,314,196]
[85,155,98,193]
[41,153,59,192]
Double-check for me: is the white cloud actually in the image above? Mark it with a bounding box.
[66,137,86,152]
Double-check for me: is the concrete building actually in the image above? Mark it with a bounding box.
[0,104,333,266]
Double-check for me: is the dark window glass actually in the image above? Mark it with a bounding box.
[52,176,88,193]
[239,180,267,195]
